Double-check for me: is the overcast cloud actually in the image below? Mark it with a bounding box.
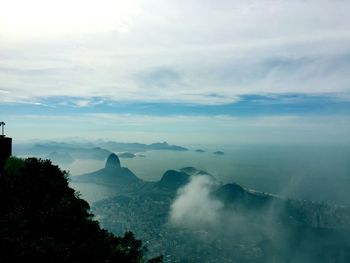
[1,0,350,105]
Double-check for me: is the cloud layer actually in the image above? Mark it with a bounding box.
[1,0,350,105]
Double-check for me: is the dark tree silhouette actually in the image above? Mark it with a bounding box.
[0,157,162,263]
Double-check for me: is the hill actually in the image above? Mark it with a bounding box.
[75,153,141,185]
[156,167,213,191]
[13,140,188,168]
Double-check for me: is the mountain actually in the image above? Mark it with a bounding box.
[214,183,245,201]
[156,167,213,190]
[149,142,188,151]
[14,142,112,161]
[75,153,141,185]
[213,183,273,209]
[156,170,190,190]
[14,140,188,162]
[98,141,188,153]
[105,153,121,168]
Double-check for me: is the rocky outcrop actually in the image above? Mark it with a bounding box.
[75,153,140,185]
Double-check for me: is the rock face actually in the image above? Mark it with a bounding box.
[105,153,121,169]
[75,153,140,185]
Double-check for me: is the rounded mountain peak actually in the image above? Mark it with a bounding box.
[105,153,121,169]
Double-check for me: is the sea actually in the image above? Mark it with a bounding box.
[67,144,350,206]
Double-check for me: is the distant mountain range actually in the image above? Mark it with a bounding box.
[13,140,188,165]
[14,141,112,164]
[97,141,188,153]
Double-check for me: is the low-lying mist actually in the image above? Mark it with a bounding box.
[170,175,222,227]
[14,140,350,206]
[169,175,350,263]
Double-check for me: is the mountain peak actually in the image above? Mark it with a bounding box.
[105,153,121,169]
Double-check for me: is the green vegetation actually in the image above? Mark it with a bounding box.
[0,157,162,263]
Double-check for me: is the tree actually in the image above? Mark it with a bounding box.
[0,157,161,263]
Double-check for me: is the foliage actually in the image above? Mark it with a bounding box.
[0,157,161,263]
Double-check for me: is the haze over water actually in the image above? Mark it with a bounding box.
[68,144,350,206]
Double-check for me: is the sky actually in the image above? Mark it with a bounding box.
[1,0,350,144]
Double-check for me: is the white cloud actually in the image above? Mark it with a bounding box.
[170,175,223,227]
[0,0,140,38]
[1,0,350,104]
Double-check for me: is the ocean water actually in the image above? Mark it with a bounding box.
[67,144,350,206]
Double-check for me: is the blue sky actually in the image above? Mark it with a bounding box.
[1,0,350,144]
[1,94,350,117]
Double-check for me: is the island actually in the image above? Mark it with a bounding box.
[118,152,136,158]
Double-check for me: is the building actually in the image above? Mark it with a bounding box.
[0,122,12,173]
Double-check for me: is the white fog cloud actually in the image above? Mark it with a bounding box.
[170,175,223,227]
